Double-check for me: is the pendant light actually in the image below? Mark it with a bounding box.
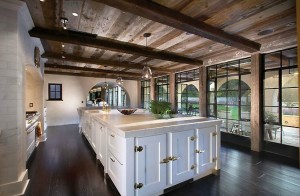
[142,33,152,79]
[116,55,124,85]
[103,66,108,89]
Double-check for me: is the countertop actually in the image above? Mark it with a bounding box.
[85,110,222,138]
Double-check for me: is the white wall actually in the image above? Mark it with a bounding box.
[0,1,43,195]
[44,75,139,126]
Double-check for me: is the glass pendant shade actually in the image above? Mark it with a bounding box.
[103,82,108,89]
[116,76,123,85]
[142,66,152,79]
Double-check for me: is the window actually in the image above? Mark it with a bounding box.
[175,69,200,115]
[141,80,151,109]
[263,48,299,147]
[207,58,251,137]
[155,75,169,102]
[48,83,62,100]
[86,84,128,107]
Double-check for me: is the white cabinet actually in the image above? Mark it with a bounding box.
[43,107,47,131]
[196,127,218,176]
[94,121,106,168]
[169,130,196,185]
[79,110,221,196]
[135,134,167,196]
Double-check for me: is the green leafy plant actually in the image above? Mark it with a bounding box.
[150,100,171,117]
[265,111,277,124]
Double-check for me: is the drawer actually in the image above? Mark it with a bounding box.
[107,130,125,164]
[107,151,124,194]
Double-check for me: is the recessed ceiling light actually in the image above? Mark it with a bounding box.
[257,29,273,36]
[62,55,66,59]
[72,12,78,16]
[40,0,45,2]
[62,44,65,48]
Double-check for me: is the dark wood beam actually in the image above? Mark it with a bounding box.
[44,70,139,80]
[45,63,141,77]
[29,27,203,65]
[94,0,261,53]
[42,52,171,73]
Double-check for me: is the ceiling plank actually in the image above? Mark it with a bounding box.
[42,52,171,73]
[45,63,141,77]
[93,0,261,52]
[45,70,139,80]
[29,27,203,65]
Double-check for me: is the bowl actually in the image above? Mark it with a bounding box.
[117,108,137,115]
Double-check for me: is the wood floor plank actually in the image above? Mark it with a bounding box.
[24,125,300,196]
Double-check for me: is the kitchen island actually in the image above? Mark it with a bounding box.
[78,109,222,196]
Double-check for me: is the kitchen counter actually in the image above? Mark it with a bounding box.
[91,111,221,138]
[79,108,222,196]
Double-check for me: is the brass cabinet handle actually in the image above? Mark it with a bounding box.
[134,183,143,189]
[110,157,115,162]
[169,156,180,161]
[191,165,196,170]
[191,136,197,141]
[110,134,115,138]
[160,158,169,164]
[195,149,205,153]
[135,146,143,152]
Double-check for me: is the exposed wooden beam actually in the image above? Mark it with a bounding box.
[29,27,203,65]
[93,0,261,53]
[44,70,139,80]
[42,52,171,73]
[45,63,141,77]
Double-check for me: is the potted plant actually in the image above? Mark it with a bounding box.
[149,100,171,119]
[168,109,178,118]
[264,111,278,140]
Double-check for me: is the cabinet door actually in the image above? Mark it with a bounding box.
[196,127,216,175]
[98,124,106,167]
[135,134,167,196]
[170,130,195,185]
[91,120,97,150]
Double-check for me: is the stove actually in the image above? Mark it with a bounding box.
[25,111,40,161]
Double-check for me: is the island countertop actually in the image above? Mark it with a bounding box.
[87,110,222,138]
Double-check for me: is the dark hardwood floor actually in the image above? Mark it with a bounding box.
[24,124,300,196]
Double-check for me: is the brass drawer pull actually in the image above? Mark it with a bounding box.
[160,158,169,164]
[110,134,115,138]
[134,183,143,189]
[169,156,180,161]
[110,157,115,162]
[195,149,205,153]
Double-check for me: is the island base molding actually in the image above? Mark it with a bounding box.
[0,170,29,196]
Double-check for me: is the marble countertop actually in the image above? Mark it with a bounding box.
[86,109,222,138]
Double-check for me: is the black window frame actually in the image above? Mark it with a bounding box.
[206,58,252,137]
[141,80,151,109]
[155,75,170,102]
[48,83,62,101]
[175,68,200,115]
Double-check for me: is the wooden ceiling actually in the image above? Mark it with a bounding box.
[25,0,297,80]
